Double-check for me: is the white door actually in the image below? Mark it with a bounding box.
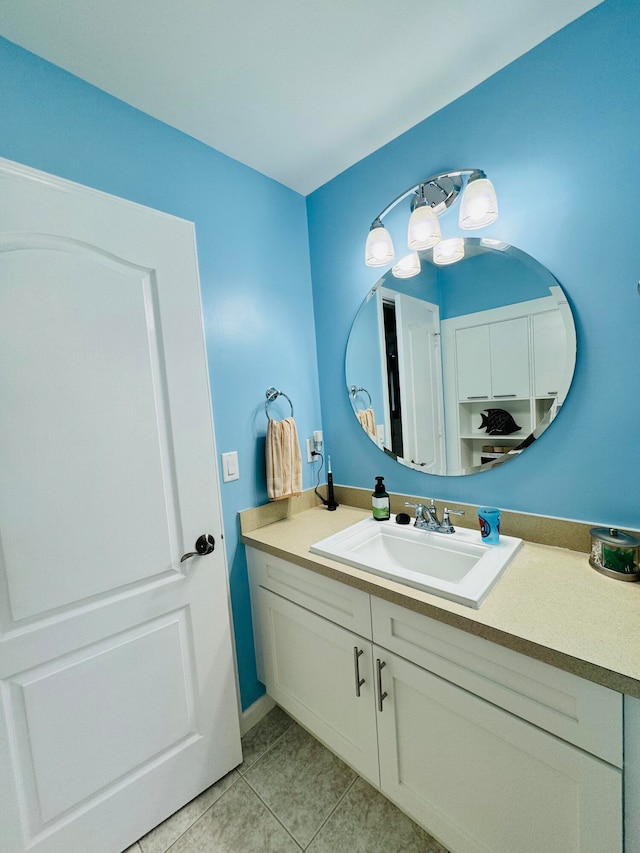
[0,159,242,853]
[394,293,445,474]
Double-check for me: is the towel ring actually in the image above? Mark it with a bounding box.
[265,387,294,420]
[349,385,372,408]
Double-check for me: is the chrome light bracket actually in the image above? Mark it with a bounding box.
[369,168,484,231]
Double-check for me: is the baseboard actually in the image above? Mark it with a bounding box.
[240,692,276,736]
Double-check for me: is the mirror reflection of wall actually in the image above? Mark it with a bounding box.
[346,239,576,477]
[346,291,386,444]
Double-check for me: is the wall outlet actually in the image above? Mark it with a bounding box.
[305,438,315,463]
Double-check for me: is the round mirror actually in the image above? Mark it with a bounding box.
[346,238,576,476]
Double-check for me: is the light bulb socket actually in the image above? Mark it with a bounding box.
[410,187,428,211]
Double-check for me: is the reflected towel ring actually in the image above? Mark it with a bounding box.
[349,385,372,408]
[265,387,294,420]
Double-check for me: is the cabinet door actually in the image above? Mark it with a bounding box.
[258,588,380,785]
[490,317,530,398]
[375,647,621,853]
[456,325,491,400]
[532,309,567,399]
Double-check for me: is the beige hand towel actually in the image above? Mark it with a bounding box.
[266,416,303,500]
[356,407,377,439]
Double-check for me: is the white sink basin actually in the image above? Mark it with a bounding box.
[310,516,522,608]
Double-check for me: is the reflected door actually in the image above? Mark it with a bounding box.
[394,293,445,474]
[0,159,241,853]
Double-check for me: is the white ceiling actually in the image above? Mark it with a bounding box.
[1,0,603,195]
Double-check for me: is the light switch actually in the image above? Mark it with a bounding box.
[222,451,239,482]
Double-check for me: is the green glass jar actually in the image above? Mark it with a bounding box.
[589,527,640,581]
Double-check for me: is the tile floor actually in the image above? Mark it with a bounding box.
[124,705,449,853]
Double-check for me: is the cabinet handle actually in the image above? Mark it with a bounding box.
[376,659,388,712]
[493,394,517,398]
[353,647,365,697]
[466,395,489,400]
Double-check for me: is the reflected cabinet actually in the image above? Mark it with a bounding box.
[442,287,573,471]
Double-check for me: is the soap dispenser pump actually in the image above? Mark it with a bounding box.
[372,476,390,521]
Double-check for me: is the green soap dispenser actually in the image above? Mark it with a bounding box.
[372,476,390,521]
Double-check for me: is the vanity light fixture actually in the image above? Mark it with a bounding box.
[364,218,395,267]
[458,172,499,229]
[481,237,509,250]
[365,169,498,271]
[433,237,465,266]
[407,187,441,250]
[392,251,421,278]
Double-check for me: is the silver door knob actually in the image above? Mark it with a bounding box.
[180,534,215,563]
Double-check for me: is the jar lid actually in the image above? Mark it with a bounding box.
[590,527,640,548]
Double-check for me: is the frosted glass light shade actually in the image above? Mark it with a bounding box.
[433,237,465,266]
[392,252,421,279]
[365,223,395,266]
[459,177,498,230]
[407,204,441,250]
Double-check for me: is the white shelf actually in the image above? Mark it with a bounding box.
[461,432,528,441]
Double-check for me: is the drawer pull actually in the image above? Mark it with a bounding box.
[353,647,365,697]
[376,659,388,711]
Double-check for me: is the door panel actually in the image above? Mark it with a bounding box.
[0,158,241,853]
[0,243,176,622]
[9,610,195,826]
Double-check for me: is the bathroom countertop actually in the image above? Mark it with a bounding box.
[241,503,640,698]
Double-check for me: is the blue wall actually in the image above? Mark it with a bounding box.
[0,37,322,710]
[307,0,640,529]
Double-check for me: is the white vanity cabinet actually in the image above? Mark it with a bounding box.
[372,598,622,853]
[256,587,380,784]
[247,547,623,853]
[246,548,380,784]
[374,646,620,853]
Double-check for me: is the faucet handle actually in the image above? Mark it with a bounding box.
[443,507,464,518]
[404,501,426,515]
[441,507,464,533]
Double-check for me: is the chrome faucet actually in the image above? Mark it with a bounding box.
[405,500,465,534]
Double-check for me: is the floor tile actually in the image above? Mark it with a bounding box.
[167,778,301,853]
[238,704,294,773]
[244,722,356,848]
[138,769,239,853]
[307,776,450,853]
